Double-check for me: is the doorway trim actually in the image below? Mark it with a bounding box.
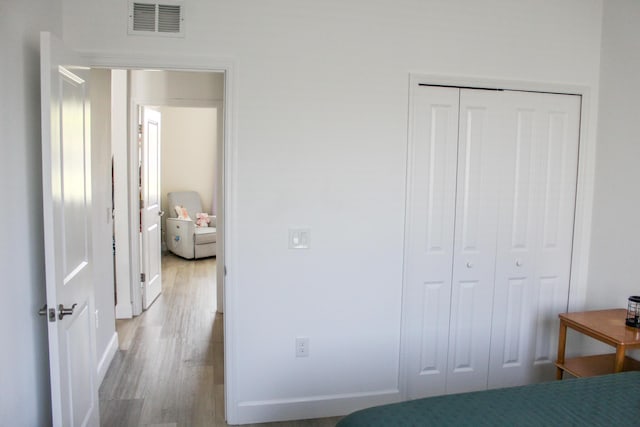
[82,51,239,423]
[399,73,596,399]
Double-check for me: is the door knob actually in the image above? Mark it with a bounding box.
[158,211,165,217]
[516,260,523,267]
[466,262,473,268]
[58,303,78,320]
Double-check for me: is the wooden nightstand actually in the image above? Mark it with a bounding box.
[555,309,640,379]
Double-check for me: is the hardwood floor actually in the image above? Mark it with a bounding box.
[100,253,342,427]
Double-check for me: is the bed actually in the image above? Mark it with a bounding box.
[336,372,640,426]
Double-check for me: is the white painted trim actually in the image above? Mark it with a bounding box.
[130,101,143,316]
[97,332,119,386]
[235,389,400,425]
[215,98,225,313]
[398,75,419,402]
[112,69,133,320]
[399,73,596,398]
[130,98,223,108]
[567,92,595,313]
[221,59,239,424]
[79,50,239,424]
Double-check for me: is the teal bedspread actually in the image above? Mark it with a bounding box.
[337,372,640,426]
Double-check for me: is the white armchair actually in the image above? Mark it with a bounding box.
[166,191,216,259]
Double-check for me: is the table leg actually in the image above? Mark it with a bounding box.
[556,321,567,380]
[614,346,625,373]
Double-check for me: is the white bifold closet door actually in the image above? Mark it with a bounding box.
[402,85,580,399]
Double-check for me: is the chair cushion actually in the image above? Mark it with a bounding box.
[194,226,217,244]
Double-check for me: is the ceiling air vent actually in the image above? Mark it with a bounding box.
[128,0,185,37]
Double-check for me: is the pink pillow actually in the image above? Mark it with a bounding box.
[174,205,190,220]
[195,212,211,227]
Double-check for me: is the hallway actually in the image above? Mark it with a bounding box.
[99,254,341,426]
[100,254,221,425]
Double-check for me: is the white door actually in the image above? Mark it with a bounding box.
[488,91,581,388]
[446,89,503,394]
[401,85,460,399]
[401,83,581,399]
[140,107,163,309]
[40,32,99,427]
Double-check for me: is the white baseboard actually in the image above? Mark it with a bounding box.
[97,332,119,385]
[232,389,401,425]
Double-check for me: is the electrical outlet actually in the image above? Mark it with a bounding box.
[296,337,309,357]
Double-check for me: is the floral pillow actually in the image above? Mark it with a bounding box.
[195,212,211,227]
[174,205,191,220]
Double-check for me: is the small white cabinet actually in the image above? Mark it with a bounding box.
[402,85,581,399]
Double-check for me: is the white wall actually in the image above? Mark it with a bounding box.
[0,1,63,425]
[90,68,119,381]
[160,106,218,231]
[586,0,640,309]
[130,70,224,104]
[62,0,604,423]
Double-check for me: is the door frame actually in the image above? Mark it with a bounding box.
[399,73,596,399]
[82,51,238,422]
[127,97,224,315]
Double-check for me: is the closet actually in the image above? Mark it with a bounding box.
[401,85,581,399]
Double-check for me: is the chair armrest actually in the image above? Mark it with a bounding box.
[166,218,196,243]
[166,217,198,258]
[167,216,196,229]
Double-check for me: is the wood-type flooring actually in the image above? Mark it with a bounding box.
[99,253,341,427]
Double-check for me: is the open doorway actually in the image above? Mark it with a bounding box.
[92,67,228,423]
[112,69,225,318]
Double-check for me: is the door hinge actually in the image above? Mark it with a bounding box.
[224,265,227,276]
[141,273,146,282]
[138,124,143,134]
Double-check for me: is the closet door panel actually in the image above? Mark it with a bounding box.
[402,85,459,399]
[488,96,539,388]
[447,90,502,394]
[531,94,580,379]
[488,91,580,388]
[402,85,581,398]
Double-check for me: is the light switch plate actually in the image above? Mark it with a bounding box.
[289,228,310,249]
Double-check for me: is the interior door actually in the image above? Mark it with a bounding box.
[401,85,460,399]
[140,107,163,309]
[40,32,99,427]
[445,89,503,394]
[488,91,581,388]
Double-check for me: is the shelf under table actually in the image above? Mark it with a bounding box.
[555,354,640,378]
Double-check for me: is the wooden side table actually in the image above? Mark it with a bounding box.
[555,309,640,379]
